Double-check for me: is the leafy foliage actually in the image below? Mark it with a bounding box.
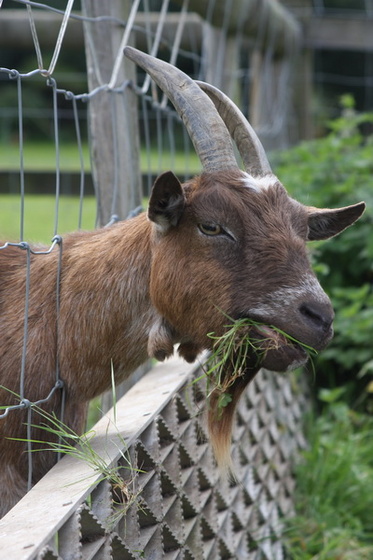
[276,100,373,557]
[274,96,373,407]
[284,390,373,559]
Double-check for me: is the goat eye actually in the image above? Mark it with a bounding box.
[198,223,222,236]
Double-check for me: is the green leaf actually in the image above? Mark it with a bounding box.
[318,387,346,404]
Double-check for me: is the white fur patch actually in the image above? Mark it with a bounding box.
[248,274,330,319]
[241,172,278,193]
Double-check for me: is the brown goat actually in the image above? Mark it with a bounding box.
[0,48,365,517]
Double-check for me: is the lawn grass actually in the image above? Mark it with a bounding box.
[0,141,201,243]
[0,142,91,172]
[0,194,97,243]
[0,141,201,174]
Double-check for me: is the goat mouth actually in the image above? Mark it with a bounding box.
[208,318,313,384]
[249,323,311,372]
[204,316,315,417]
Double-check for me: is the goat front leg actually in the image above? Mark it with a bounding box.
[147,316,176,362]
[178,341,203,363]
[0,463,28,519]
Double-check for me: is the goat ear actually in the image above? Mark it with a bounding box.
[307,201,366,241]
[148,171,185,231]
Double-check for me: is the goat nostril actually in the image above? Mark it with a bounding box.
[300,302,333,332]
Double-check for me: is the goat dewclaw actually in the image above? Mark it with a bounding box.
[0,47,365,517]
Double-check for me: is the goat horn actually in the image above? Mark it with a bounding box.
[123,47,238,172]
[196,81,272,176]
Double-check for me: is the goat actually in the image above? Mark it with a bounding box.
[0,47,365,517]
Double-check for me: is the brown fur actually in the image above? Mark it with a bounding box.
[0,169,365,516]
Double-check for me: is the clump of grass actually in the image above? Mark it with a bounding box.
[284,390,373,559]
[2,368,142,523]
[8,404,143,532]
[202,316,317,411]
[26,409,135,485]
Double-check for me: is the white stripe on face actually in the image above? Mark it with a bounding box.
[241,172,278,193]
[248,274,330,319]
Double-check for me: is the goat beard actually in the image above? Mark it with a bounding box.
[206,326,309,475]
[207,364,259,476]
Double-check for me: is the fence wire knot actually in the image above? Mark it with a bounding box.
[20,398,32,409]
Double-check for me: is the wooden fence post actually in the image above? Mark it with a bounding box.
[81,0,142,226]
[81,1,146,410]
[249,50,294,150]
[174,0,301,149]
[202,25,241,104]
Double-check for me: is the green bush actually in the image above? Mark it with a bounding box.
[274,97,373,407]
[284,390,373,559]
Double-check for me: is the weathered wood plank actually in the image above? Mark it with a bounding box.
[305,16,373,51]
[174,0,301,56]
[0,11,203,52]
[3,9,371,53]
[81,0,142,226]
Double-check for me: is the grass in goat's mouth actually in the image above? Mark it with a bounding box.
[202,317,318,410]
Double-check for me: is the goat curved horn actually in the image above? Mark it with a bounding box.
[196,81,272,176]
[123,47,238,172]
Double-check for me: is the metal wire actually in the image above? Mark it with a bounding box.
[0,237,64,421]
[47,77,61,237]
[70,94,85,230]
[20,244,31,402]
[15,72,26,241]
